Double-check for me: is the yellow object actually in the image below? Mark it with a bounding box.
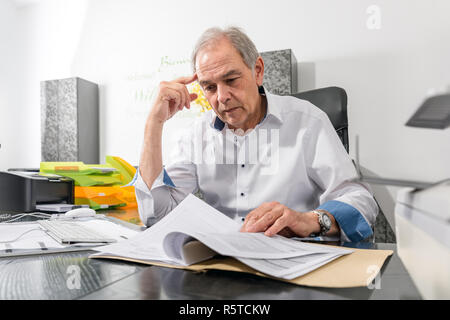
[105,156,136,185]
[41,162,116,175]
[74,186,125,210]
[116,186,138,209]
[40,156,138,210]
[188,81,212,112]
[40,161,123,186]
[74,185,137,210]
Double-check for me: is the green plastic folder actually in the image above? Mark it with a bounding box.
[40,162,122,187]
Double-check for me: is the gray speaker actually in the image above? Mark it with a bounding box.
[41,77,99,163]
[260,49,298,95]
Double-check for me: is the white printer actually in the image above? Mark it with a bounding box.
[358,90,450,299]
[395,180,450,299]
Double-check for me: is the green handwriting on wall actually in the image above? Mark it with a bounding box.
[158,55,190,71]
[128,55,191,104]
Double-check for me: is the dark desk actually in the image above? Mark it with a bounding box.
[0,208,421,300]
[0,238,421,300]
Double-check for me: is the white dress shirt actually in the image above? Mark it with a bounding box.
[133,88,378,242]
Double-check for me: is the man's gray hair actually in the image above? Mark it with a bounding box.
[191,26,260,72]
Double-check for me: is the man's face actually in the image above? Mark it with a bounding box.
[195,38,264,131]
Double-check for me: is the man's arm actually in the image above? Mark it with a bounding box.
[139,75,198,189]
[135,75,199,226]
[139,119,164,190]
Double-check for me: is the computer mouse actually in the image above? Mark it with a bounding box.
[64,207,96,218]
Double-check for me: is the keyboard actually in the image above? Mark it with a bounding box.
[38,220,117,244]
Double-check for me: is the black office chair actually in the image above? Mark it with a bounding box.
[290,87,396,243]
[291,87,349,153]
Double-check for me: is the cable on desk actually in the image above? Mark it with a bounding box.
[0,213,12,222]
[0,212,52,224]
[0,228,46,243]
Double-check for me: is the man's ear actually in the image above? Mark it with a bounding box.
[254,56,264,86]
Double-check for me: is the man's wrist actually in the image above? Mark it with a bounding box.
[310,209,334,236]
[305,211,322,234]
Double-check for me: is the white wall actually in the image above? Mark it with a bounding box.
[0,0,23,170]
[0,0,88,170]
[2,0,450,199]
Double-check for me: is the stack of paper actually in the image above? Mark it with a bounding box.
[91,194,353,280]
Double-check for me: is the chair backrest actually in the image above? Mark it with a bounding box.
[292,87,396,242]
[290,87,349,152]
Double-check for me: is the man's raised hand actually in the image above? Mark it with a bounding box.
[149,74,198,124]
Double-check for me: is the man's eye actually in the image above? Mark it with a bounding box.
[226,78,238,84]
[205,85,216,92]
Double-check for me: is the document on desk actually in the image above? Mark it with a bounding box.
[91,194,353,279]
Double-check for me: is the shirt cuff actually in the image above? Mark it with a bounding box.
[130,167,176,193]
[318,200,373,242]
[162,168,176,188]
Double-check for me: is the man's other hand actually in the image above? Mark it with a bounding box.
[240,201,322,238]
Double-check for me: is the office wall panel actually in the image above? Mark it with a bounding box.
[41,77,99,163]
[260,49,297,95]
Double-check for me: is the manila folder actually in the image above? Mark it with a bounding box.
[93,244,393,288]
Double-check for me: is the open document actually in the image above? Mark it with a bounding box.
[91,194,353,280]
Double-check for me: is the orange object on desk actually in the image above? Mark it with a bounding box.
[75,185,137,210]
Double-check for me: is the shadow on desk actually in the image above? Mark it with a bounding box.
[121,259,378,300]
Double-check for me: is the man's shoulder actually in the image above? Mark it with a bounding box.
[268,92,328,123]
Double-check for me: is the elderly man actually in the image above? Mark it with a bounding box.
[134,26,378,242]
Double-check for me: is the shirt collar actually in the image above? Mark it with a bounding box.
[210,86,283,131]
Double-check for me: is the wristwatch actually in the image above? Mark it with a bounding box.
[311,210,332,237]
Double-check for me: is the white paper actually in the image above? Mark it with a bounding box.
[166,230,350,260]
[237,253,345,280]
[95,194,341,261]
[92,194,354,279]
[280,254,343,279]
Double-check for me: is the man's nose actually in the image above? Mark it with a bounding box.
[217,84,231,105]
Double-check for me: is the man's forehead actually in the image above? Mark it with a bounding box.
[198,68,242,85]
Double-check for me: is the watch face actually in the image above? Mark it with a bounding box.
[322,214,332,228]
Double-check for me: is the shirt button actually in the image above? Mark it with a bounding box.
[240,193,245,196]
[241,164,245,168]
[241,217,245,222]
